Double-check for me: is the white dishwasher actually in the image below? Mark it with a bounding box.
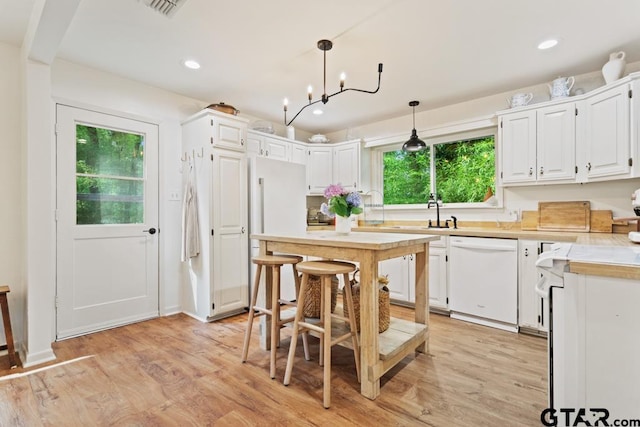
[449,236,518,332]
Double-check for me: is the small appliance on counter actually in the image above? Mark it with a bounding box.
[629,189,640,243]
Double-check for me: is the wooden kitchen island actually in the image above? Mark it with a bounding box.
[251,230,439,400]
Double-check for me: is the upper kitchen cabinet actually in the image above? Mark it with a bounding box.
[498,72,640,186]
[307,145,333,194]
[182,109,248,153]
[306,140,361,195]
[499,102,575,185]
[289,141,307,166]
[575,83,631,182]
[499,110,537,184]
[246,130,289,161]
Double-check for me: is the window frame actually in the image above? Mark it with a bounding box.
[370,125,500,210]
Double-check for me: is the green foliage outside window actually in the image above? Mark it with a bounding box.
[76,125,145,225]
[382,135,495,205]
[435,137,495,203]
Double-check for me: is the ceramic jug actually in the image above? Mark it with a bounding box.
[507,92,533,108]
[602,51,626,85]
[548,76,575,99]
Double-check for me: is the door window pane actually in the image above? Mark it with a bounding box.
[76,124,145,224]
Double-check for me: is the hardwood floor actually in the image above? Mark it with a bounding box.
[0,305,547,426]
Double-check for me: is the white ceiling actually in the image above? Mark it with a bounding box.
[2,0,640,134]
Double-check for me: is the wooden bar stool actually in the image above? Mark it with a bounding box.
[241,254,310,379]
[0,285,17,369]
[283,260,361,409]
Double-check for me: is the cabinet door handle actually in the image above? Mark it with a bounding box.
[260,149,264,155]
[528,167,533,176]
[586,162,592,172]
[241,227,246,234]
[524,248,529,257]
[265,150,269,157]
[241,138,244,146]
[539,166,544,176]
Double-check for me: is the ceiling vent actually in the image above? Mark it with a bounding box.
[142,0,187,18]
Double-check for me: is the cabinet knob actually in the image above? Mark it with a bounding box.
[241,227,245,234]
[266,150,269,157]
[241,139,244,145]
[586,162,592,172]
[539,166,544,176]
[528,167,533,176]
[524,248,529,257]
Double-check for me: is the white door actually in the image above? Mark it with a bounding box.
[56,105,159,339]
[211,149,248,317]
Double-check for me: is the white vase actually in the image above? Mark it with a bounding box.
[602,51,626,85]
[335,215,351,235]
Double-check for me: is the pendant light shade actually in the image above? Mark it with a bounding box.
[402,100,427,152]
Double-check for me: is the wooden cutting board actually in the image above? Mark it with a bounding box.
[538,201,591,232]
[521,211,538,231]
[521,209,613,232]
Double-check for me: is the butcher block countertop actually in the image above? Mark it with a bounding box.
[304,223,640,280]
[352,225,637,247]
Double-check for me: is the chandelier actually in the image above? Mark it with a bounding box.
[283,39,383,126]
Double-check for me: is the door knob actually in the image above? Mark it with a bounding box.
[143,227,157,235]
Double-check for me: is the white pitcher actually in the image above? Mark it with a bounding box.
[602,51,626,85]
[548,76,575,100]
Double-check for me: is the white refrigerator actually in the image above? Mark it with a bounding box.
[248,156,307,301]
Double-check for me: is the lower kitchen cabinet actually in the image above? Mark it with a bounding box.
[518,240,552,335]
[379,237,448,311]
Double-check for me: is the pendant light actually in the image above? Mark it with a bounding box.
[402,101,427,152]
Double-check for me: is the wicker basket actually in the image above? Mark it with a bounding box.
[302,274,338,318]
[344,283,390,333]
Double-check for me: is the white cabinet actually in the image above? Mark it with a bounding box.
[576,83,631,182]
[333,142,360,193]
[449,236,518,332]
[211,150,249,317]
[379,237,448,311]
[306,140,361,194]
[536,103,576,182]
[500,110,537,184]
[499,103,575,185]
[499,73,640,187]
[518,240,549,334]
[553,273,640,420]
[185,109,247,152]
[306,145,333,194]
[181,111,249,321]
[290,141,307,165]
[246,130,289,161]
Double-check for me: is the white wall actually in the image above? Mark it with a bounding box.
[0,43,24,349]
[51,59,218,318]
[327,62,640,222]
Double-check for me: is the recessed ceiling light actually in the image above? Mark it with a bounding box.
[313,109,323,115]
[183,59,201,70]
[538,39,558,50]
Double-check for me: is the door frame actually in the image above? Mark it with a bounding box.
[53,99,163,339]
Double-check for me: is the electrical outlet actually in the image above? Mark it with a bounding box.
[169,190,180,201]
